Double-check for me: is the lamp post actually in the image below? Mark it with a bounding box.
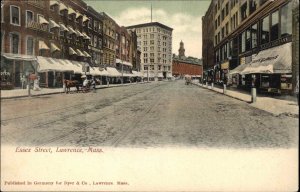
[147,65,149,82]
[121,60,124,85]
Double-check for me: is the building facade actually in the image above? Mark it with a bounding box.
[126,22,173,81]
[202,1,215,82]
[204,0,294,94]
[172,41,202,78]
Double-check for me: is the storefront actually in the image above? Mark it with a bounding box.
[231,42,292,94]
[1,54,36,90]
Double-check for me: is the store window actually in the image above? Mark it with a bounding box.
[251,23,258,48]
[261,15,270,44]
[280,2,292,37]
[26,36,34,55]
[10,5,20,26]
[271,10,279,41]
[26,10,34,25]
[10,33,19,54]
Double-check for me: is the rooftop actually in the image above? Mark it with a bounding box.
[173,54,202,66]
[126,22,173,31]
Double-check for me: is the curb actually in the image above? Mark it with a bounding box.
[193,83,251,103]
[1,82,150,100]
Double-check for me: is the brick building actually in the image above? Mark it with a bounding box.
[172,41,203,78]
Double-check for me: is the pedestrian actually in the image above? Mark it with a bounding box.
[91,77,96,93]
[83,77,89,92]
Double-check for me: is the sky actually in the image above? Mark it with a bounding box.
[83,0,211,58]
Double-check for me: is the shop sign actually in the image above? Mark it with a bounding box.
[260,36,292,50]
[26,21,48,32]
[1,70,11,76]
[240,57,245,65]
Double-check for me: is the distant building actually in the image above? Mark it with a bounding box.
[172,41,203,78]
[127,22,173,81]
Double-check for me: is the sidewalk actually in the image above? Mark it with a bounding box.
[1,82,148,99]
[193,82,299,116]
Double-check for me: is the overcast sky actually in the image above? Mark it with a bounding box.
[84,0,211,58]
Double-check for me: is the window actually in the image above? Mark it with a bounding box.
[158,65,161,70]
[241,3,247,21]
[221,9,225,21]
[10,33,19,54]
[26,36,34,55]
[281,2,292,37]
[144,59,148,63]
[240,31,246,53]
[10,5,20,26]
[251,23,258,48]
[93,35,97,47]
[26,10,34,25]
[144,53,148,57]
[249,0,257,15]
[271,10,279,41]
[150,59,154,63]
[261,15,269,44]
[246,28,251,51]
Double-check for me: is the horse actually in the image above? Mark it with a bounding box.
[64,80,80,93]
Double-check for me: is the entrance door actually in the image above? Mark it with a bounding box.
[163,72,167,79]
[14,61,22,88]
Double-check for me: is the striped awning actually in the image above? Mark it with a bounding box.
[68,7,76,15]
[39,17,49,25]
[39,41,49,50]
[50,43,60,53]
[67,26,76,34]
[82,32,91,40]
[83,51,91,58]
[59,3,68,11]
[76,11,82,18]
[75,30,84,37]
[49,19,60,29]
[76,49,85,57]
[50,0,59,6]
[82,15,89,22]
[69,47,77,55]
[59,23,68,31]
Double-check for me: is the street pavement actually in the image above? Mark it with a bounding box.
[1,80,298,148]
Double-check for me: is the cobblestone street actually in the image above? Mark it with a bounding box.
[1,80,298,148]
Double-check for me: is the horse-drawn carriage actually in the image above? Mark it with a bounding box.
[185,75,192,85]
[64,77,98,93]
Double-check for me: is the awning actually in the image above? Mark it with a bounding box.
[75,30,84,37]
[39,17,49,25]
[116,59,133,67]
[241,42,292,74]
[50,0,59,6]
[1,53,37,61]
[82,32,91,40]
[106,67,121,77]
[229,64,249,75]
[82,15,89,23]
[39,41,49,50]
[143,71,154,78]
[99,69,110,76]
[68,7,76,15]
[59,3,68,11]
[50,43,60,53]
[69,47,77,55]
[76,49,85,57]
[157,72,163,78]
[64,60,82,74]
[76,11,82,19]
[49,19,60,29]
[67,26,76,34]
[59,23,68,31]
[83,51,91,58]
[37,56,73,72]
[167,73,172,78]
[132,71,142,77]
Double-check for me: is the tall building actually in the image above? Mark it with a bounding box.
[202,0,215,83]
[203,0,294,94]
[126,22,173,81]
